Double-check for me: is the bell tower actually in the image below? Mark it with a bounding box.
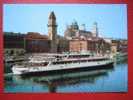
[48,11,57,53]
[92,22,98,37]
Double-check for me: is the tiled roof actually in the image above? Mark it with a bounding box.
[26,32,49,40]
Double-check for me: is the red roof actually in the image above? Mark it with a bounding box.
[26,32,49,40]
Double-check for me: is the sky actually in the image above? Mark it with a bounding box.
[3,4,127,39]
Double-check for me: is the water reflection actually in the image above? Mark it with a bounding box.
[5,67,114,93]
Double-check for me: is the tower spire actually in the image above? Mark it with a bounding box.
[48,11,57,53]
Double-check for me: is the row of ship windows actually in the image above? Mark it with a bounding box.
[25,59,108,66]
[52,59,107,65]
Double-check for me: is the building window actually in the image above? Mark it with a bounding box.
[10,50,14,55]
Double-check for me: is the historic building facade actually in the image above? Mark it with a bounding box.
[69,37,111,55]
[4,32,26,56]
[111,39,127,54]
[25,32,50,53]
[66,20,111,54]
[64,21,98,40]
[57,35,69,53]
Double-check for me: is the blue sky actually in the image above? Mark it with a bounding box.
[3,4,127,39]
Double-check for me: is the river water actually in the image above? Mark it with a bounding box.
[4,61,127,93]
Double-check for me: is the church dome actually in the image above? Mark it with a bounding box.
[71,20,79,30]
[72,20,78,26]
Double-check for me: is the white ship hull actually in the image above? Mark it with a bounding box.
[12,60,114,75]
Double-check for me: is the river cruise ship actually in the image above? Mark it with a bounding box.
[12,53,114,75]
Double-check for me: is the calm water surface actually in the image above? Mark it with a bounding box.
[4,62,127,93]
